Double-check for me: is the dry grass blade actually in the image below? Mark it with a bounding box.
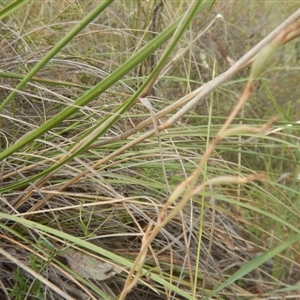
[1,1,300,299]
[0,247,75,300]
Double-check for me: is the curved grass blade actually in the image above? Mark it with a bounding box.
[0,1,213,163]
[206,232,300,298]
[0,212,193,299]
[0,0,114,114]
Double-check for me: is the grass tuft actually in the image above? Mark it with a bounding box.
[0,1,299,299]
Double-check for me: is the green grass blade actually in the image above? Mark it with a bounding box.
[0,0,114,114]
[0,212,192,299]
[0,0,30,20]
[0,0,213,162]
[206,232,300,298]
[0,71,90,90]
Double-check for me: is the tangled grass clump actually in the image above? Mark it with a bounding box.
[0,1,300,299]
